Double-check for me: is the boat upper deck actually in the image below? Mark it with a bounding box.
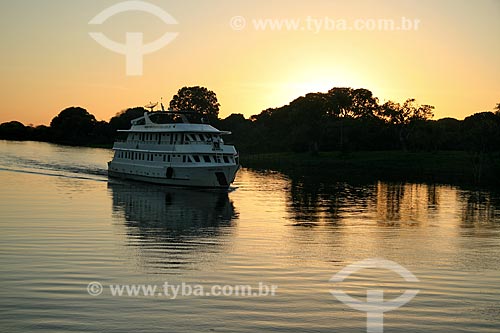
[118,111,231,134]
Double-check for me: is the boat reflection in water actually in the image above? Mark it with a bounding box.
[108,181,238,273]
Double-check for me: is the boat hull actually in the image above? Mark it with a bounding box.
[108,162,239,189]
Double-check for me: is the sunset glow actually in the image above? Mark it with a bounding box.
[0,0,499,125]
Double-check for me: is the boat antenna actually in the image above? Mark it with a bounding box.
[160,97,165,111]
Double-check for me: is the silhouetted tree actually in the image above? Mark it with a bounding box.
[169,86,220,123]
[287,93,330,153]
[219,113,256,152]
[429,118,461,150]
[50,107,98,145]
[109,107,147,131]
[462,112,500,153]
[324,88,380,150]
[30,125,51,142]
[462,112,500,182]
[378,99,434,150]
[351,88,379,119]
[0,121,29,140]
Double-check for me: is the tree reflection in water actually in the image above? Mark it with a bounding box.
[286,175,500,229]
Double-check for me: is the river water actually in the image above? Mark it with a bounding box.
[1,140,499,332]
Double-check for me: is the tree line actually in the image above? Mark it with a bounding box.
[220,88,500,154]
[1,86,499,155]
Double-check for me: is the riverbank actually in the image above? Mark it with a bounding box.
[240,151,500,186]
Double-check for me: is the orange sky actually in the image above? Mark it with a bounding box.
[0,0,499,125]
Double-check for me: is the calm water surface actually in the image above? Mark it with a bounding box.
[1,140,500,332]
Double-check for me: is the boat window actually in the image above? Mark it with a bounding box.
[168,155,171,162]
[223,156,229,163]
[203,155,211,163]
[182,156,186,163]
[163,155,166,162]
[193,155,200,163]
[186,156,193,163]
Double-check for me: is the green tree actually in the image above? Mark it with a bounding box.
[169,86,220,122]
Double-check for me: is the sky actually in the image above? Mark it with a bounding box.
[0,0,499,125]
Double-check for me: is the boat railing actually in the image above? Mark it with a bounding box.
[118,140,214,145]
